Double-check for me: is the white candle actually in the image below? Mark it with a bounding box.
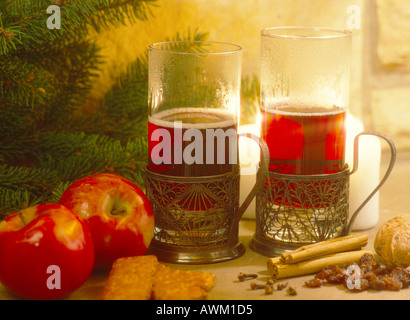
[345,114,381,230]
[239,123,261,219]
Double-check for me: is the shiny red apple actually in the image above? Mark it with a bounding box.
[0,204,95,299]
[59,173,155,270]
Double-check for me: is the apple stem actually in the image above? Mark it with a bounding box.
[110,207,127,216]
[18,211,27,226]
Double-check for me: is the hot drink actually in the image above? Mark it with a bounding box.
[257,103,347,244]
[260,104,346,175]
[147,108,240,241]
[148,108,239,177]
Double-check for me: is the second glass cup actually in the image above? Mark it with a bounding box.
[260,27,352,175]
[250,27,354,255]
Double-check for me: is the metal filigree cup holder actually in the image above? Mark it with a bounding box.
[250,132,397,257]
[145,133,270,264]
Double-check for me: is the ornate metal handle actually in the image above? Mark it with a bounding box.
[230,133,270,230]
[344,131,397,235]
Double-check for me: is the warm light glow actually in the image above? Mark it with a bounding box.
[344,113,381,230]
[345,112,364,168]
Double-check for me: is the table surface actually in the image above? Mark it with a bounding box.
[1,151,409,300]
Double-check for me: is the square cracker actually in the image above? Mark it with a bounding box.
[152,264,216,300]
[101,255,216,300]
[101,255,159,300]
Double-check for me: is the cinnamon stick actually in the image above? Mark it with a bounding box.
[267,250,374,281]
[280,234,368,264]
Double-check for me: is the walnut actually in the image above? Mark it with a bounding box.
[374,215,410,268]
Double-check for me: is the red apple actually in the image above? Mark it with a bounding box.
[59,173,154,270]
[0,204,95,299]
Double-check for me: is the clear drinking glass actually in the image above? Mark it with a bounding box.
[251,27,353,254]
[260,27,352,175]
[146,41,269,263]
[148,41,242,178]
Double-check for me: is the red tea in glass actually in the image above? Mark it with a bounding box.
[148,108,239,220]
[148,108,239,177]
[260,104,346,175]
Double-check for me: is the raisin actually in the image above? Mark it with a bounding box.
[346,278,370,292]
[305,278,323,288]
[370,275,402,291]
[370,276,387,291]
[314,267,333,280]
[327,273,346,284]
[361,262,380,274]
[392,268,410,288]
[383,276,403,291]
[374,265,392,276]
[315,265,344,282]
[362,271,377,283]
[359,253,376,265]
[305,252,409,293]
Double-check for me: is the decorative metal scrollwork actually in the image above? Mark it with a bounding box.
[145,169,240,249]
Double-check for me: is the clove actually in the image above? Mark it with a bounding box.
[276,282,288,291]
[287,286,297,296]
[250,282,266,290]
[237,272,258,282]
[265,284,274,295]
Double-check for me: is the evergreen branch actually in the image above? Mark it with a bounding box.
[0,164,59,199]
[0,135,40,165]
[166,28,210,43]
[48,181,72,204]
[0,0,112,55]
[46,137,148,203]
[71,56,148,141]
[0,9,63,55]
[0,55,51,107]
[0,0,157,55]
[36,132,147,185]
[38,43,101,129]
[0,1,213,215]
[240,74,260,124]
[0,132,148,214]
[162,28,211,53]
[3,0,109,22]
[0,189,45,217]
[90,0,157,32]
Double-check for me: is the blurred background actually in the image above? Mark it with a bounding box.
[88,0,410,151]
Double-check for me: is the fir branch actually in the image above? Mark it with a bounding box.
[0,55,51,107]
[0,189,45,216]
[72,57,148,141]
[0,0,140,55]
[0,135,40,165]
[38,41,101,129]
[90,0,157,32]
[36,132,147,185]
[166,28,209,43]
[240,74,260,124]
[0,164,59,200]
[48,180,72,204]
[0,0,212,215]
[0,6,62,55]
